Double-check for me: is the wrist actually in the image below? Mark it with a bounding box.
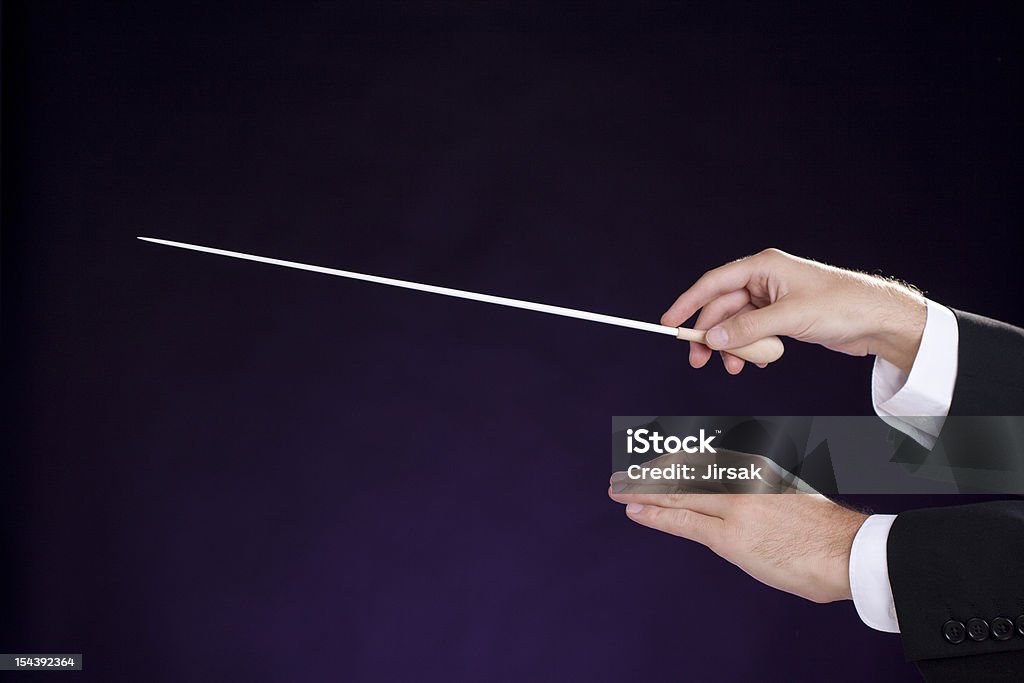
[818,507,869,603]
[867,288,927,374]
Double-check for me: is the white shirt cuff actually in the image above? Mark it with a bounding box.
[856,300,958,634]
[871,299,959,448]
[849,514,900,633]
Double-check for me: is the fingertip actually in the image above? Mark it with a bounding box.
[662,291,699,328]
[625,503,644,515]
[690,346,711,368]
[722,352,745,375]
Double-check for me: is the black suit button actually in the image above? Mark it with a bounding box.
[967,618,990,641]
[992,617,1014,641]
[1017,615,1024,636]
[943,620,966,644]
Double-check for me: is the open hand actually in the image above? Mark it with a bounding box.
[608,484,867,604]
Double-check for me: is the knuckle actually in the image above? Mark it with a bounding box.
[734,314,760,338]
[669,507,694,529]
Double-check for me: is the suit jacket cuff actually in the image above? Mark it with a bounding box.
[888,502,1024,662]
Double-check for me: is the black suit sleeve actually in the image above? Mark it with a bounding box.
[947,310,1024,415]
[888,502,1024,681]
[886,310,1024,682]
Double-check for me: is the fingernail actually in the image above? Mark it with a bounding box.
[706,327,728,348]
[625,503,644,515]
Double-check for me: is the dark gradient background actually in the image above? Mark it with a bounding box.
[2,2,1022,681]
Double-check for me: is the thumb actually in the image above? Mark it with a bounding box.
[705,304,796,350]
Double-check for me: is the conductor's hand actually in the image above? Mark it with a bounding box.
[608,486,868,604]
[663,248,927,374]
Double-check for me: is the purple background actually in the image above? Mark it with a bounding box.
[2,2,1022,681]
